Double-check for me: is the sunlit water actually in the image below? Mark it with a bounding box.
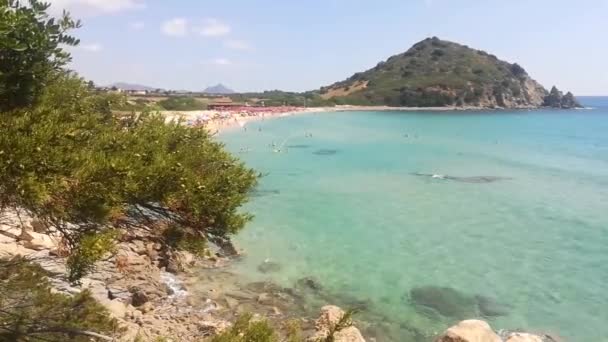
[218,97,608,341]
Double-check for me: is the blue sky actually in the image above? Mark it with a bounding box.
[50,0,608,95]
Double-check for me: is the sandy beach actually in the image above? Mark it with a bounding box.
[161,104,503,135]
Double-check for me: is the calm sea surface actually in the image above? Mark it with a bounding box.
[218,97,608,341]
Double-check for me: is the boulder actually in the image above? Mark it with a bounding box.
[128,240,147,255]
[257,260,282,273]
[409,286,478,319]
[295,277,324,293]
[197,319,231,336]
[0,224,21,239]
[309,305,365,342]
[333,327,367,342]
[435,320,501,342]
[166,259,180,274]
[224,296,239,309]
[19,231,57,251]
[505,333,543,342]
[30,219,48,233]
[165,251,197,273]
[104,299,128,319]
[0,238,35,257]
[130,288,150,307]
[257,292,272,304]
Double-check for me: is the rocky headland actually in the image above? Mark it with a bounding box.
[318,37,582,110]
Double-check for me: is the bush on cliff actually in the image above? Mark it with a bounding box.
[0,257,121,341]
[0,0,258,281]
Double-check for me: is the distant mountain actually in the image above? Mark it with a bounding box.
[110,82,159,91]
[319,37,581,109]
[203,84,235,94]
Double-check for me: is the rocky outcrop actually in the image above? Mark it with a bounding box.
[436,320,501,342]
[436,320,560,342]
[409,286,478,319]
[408,285,511,320]
[309,305,366,342]
[543,86,582,109]
[0,211,234,341]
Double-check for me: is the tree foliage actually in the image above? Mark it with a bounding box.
[0,0,81,112]
[0,1,258,281]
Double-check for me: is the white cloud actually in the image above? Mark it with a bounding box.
[47,0,145,15]
[161,18,188,37]
[130,21,145,30]
[204,58,232,66]
[78,43,103,52]
[224,39,252,50]
[196,18,231,37]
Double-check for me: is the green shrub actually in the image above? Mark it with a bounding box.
[0,257,120,341]
[210,314,277,342]
[158,96,206,111]
[0,1,258,281]
[67,230,119,282]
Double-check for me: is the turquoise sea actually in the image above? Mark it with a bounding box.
[219,97,608,341]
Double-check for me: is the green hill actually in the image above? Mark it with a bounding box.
[319,37,580,109]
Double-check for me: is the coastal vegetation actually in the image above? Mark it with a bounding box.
[0,257,120,341]
[157,96,208,111]
[0,0,257,339]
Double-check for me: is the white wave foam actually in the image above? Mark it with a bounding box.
[161,272,188,299]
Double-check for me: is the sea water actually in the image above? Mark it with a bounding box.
[218,97,608,341]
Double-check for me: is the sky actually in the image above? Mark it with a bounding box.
[49,0,608,95]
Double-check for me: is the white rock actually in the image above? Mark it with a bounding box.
[104,299,128,319]
[309,305,365,342]
[20,231,57,250]
[436,320,501,342]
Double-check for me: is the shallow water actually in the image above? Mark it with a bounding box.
[218,98,608,341]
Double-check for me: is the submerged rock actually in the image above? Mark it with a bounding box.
[412,173,511,184]
[475,295,511,317]
[313,149,339,156]
[295,277,324,293]
[257,261,282,273]
[409,286,478,319]
[251,189,281,197]
[130,288,150,307]
[436,320,501,342]
[498,330,564,342]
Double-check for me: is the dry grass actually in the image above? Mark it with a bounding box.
[321,80,368,99]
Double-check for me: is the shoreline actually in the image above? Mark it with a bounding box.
[160,104,567,135]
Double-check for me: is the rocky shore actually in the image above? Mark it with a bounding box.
[0,210,369,341]
[1,211,563,342]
